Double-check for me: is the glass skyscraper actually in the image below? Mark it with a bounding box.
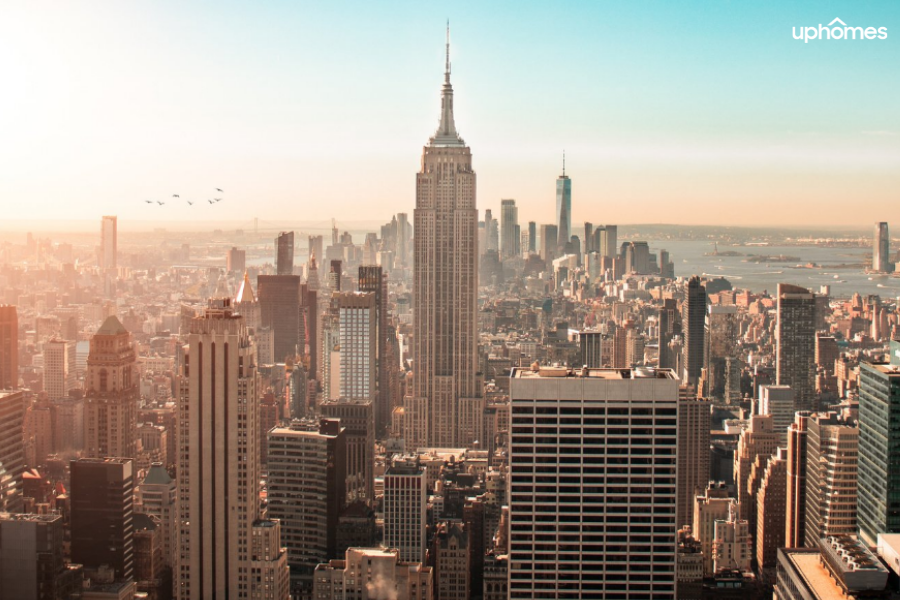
[858,340,900,546]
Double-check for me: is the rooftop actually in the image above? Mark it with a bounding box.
[512,366,677,380]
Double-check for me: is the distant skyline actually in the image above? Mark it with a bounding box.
[1,1,898,226]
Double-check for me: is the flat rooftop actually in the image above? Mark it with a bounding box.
[785,551,845,600]
[512,367,677,380]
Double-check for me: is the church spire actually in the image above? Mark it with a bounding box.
[431,21,464,147]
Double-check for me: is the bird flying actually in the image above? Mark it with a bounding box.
[214,197,222,202]
[144,200,152,204]
[208,199,215,204]
[157,201,165,206]
[187,201,194,206]
[172,194,180,198]
[215,188,223,193]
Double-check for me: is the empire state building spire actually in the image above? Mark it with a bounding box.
[431,22,464,147]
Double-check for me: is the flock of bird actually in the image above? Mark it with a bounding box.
[144,188,225,206]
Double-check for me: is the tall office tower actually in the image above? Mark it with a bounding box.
[358,265,390,435]
[258,274,302,362]
[83,316,137,459]
[267,419,347,595]
[538,224,558,263]
[384,457,428,563]
[226,247,246,273]
[873,221,890,273]
[704,305,737,398]
[658,299,682,370]
[42,338,75,400]
[336,292,377,401]
[320,399,375,504]
[0,305,18,389]
[677,395,711,531]
[526,221,537,254]
[759,384,794,447]
[483,209,499,253]
[431,521,470,600]
[408,28,480,450]
[276,231,294,275]
[602,224,618,258]
[756,447,787,582]
[329,259,342,292]
[500,199,519,260]
[301,282,318,374]
[584,222,594,254]
[785,412,810,548]
[71,457,134,581]
[734,414,778,524]
[857,348,900,546]
[579,330,604,368]
[0,513,81,600]
[803,412,858,548]
[776,283,816,412]
[101,215,117,270]
[693,483,737,577]
[313,548,433,600]
[0,390,25,512]
[137,462,177,569]
[681,276,707,388]
[396,213,412,267]
[508,366,679,599]
[555,158,571,251]
[178,300,263,599]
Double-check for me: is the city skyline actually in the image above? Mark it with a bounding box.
[2,1,899,226]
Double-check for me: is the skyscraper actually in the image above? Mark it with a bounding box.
[42,338,75,400]
[267,418,347,595]
[756,447,787,583]
[0,390,25,513]
[682,276,707,387]
[677,395,711,531]
[785,412,810,548]
[500,199,519,260]
[555,156,571,252]
[526,221,537,254]
[538,224,558,263]
[508,366,679,599]
[873,221,890,273]
[226,247,246,273]
[776,283,816,411]
[101,215,117,270]
[0,305,18,390]
[276,231,294,275]
[177,299,265,599]
[0,513,79,600]
[358,265,391,435]
[83,316,138,459]
[71,457,134,581]
[759,384,794,447]
[258,275,302,362]
[336,292,376,401]
[383,457,428,564]
[803,412,858,547]
[658,299,681,370]
[704,305,738,399]
[858,347,900,546]
[407,27,480,449]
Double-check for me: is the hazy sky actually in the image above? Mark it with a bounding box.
[1,1,899,227]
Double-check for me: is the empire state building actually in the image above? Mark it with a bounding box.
[406,27,482,448]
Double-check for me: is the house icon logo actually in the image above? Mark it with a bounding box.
[793,18,887,42]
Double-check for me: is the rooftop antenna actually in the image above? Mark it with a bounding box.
[445,20,451,81]
[562,150,566,176]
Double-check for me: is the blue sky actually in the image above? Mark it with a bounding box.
[0,1,898,227]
